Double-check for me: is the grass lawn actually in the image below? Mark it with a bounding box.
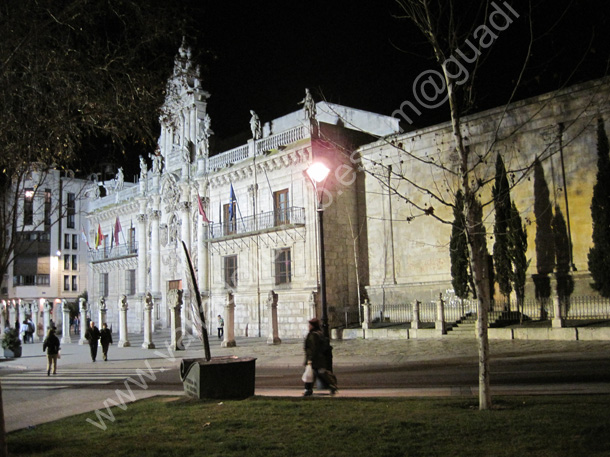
[8,395,610,457]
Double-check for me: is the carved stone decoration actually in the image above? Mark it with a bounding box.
[168,215,178,245]
[159,223,168,247]
[160,172,180,212]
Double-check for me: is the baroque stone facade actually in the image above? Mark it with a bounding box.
[86,43,400,338]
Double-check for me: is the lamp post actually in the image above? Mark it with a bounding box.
[306,162,331,338]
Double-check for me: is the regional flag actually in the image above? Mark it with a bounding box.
[114,216,122,245]
[197,193,210,223]
[95,224,104,250]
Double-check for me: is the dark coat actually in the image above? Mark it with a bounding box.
[42,333,60,356]
[100,328,113,346]
[304,330,329,370]
[85,326,101,345]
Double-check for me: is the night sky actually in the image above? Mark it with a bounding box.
[192,0,608,142]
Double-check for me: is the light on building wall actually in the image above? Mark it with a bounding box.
[306,161,331,339]
[56,250,61,257]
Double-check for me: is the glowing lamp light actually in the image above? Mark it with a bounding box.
[306,162,330,184]
[56,250,62,257]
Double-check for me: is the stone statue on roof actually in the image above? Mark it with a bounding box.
[300,88,316,121]
[250,110,262,140]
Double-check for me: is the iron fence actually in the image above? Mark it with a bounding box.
[364,295,610,326]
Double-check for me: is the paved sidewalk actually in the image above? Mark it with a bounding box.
[2,331,610,432]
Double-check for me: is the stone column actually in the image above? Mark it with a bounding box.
[142,292,155,349]
[168,289,184,350]
[150,209,161,294]
[78,298,88,345]
[136,213,148,295]
[197,201,210,294]
[1,303,6,335]
[118,295,131,347]
[43,300,52,337]
[18,301,25,327]
[98,297,107,329]
[411,300,421,330]
[362,299,371,330]
[267,290,281,345]
[221,292,236,348]
[435,294,446,335]
[552,295,564,328]
[31,301,40,342]
[61,300,71,344]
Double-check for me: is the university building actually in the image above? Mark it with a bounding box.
[3,43,608,339]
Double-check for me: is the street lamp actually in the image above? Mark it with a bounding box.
[306,162,331,338]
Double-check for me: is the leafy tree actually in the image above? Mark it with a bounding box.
[492,154,513,307]
[588,118,610,297]
[450,190,474,299]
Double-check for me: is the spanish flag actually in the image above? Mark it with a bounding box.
[95,224,104,250]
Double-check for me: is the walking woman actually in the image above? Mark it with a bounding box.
[42,328,60,376]
[100,323,113,361]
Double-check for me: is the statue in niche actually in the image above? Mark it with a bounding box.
[139,155,148,181]
[250,110,262,140]
[300,88,316,121]
[114,167,124,191]
[198,113,213,157]
[168,215,178,245]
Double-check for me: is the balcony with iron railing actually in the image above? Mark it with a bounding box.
[89,242,138,263]
[205,207,306,240]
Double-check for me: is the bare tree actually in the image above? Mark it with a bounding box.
[0,1,202,452]
[331,0,608,411]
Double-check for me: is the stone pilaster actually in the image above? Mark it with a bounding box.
[43,300,51,338]
[142,292,155,349]
[78,298,88,345]
[266,290,281,345]
[31,301,40,343]
[221,292,236,348]
[118,295,131,347]
[150,209,161,294]
[61,300,71,344]
[136,212,148,295]
[168,289,184,350]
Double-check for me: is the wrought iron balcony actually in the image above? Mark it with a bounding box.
[89,242,138,263]
[205,207,305,240]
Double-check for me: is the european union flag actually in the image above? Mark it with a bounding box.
[229,184,237,221]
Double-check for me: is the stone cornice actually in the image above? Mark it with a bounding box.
[208,147,310,187]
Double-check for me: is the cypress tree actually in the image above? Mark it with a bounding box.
[588,118,610,297]
[533,158,554,307]
[450,190,473,299]
[492,154,513,306]
[509,202,529,317]
[553,206,574,316]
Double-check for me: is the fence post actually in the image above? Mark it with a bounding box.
[552,294,564,328]
[362,299,370,330]
[412,300,421,329]
[436,293,446,335]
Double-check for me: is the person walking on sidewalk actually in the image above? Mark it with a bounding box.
[303,317,337,396]
[100,323,113,361]
[217,315,224,339]
[85,320,101,362]
[42,328,60,376]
